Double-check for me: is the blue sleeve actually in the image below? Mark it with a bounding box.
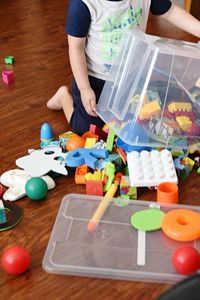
[150,0,172,15]
[66,0,91,37]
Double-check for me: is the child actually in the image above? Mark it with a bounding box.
[47,0,200,136]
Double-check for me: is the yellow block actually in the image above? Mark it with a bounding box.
[168,102,192,113]
[139,100,161,120]
[176,116,192,131]
[84,137,97,148]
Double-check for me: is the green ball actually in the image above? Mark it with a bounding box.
[25,177,48,201]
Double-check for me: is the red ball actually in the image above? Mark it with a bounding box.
[172,246,200,275]
[2,246,31,275]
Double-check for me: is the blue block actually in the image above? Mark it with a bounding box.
[66,148,109,169]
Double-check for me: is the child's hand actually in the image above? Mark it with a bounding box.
[80,87,97,117]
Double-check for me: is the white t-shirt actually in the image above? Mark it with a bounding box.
[82,0,151,80]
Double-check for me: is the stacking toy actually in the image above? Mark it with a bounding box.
[40,123,54,142]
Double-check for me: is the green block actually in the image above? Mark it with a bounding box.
[5,56,15,64]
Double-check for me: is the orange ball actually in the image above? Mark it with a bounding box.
[66,135,85,151]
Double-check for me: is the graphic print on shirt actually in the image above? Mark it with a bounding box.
[101,5,142,72]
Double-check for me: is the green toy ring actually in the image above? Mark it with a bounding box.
[0,200,23,231]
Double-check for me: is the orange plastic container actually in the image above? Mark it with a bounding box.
[157,182,178,204]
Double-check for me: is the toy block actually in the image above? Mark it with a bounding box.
[113,147,127,164]
[103,162,115,192]
[85,170,102,181]
[0,200,6,224]
[168,102,192,113]
[181,157,195,171]
[82,131,98,140]
[66,148,109,169]
[174,156,190,181]
[4,55,15,64]
[93,139,106,149]
[75,164,89,184]
[176,116,192,131]
[84,137,97,148]
[106,128,115,151]
[59,131,75,151]
[127,149,178,187]
[114,172,123,185]
[120,176,137,199]
[86,180,103,196]
[139,100,161,120]
[89,124,108,141]
[2,70,14,84]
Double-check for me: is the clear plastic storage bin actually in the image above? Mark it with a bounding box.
[96,30,200,150]
[42,194,200,283]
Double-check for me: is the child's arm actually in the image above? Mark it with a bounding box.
[161,4,200,38]
[68,35,97,117]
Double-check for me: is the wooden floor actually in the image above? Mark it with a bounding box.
[0,1,199,299]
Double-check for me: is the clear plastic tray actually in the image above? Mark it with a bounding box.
[42,194,200,283]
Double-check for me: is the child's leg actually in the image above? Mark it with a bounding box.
[47,86,73,123]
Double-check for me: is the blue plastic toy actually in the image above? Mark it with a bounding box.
[66,148,109,169]
[40,123,54,142]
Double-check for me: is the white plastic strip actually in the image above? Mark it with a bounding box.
[137,230,146,266]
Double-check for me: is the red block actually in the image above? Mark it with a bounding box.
[86,180,103,196]
[2,70,14,84]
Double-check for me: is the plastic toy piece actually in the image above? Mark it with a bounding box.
[162,209,200,242]
[139,100,161,120]
[25,177,48,201]
[127,149,178,187]
[84,137,97,148]
[157,182,178,204]
[0,169,55,201]
[40,123,54,142]
[82,131,98,140]
[131,205,165,266]
[103,161,115,192]
[4,55,15,64]
[89,124,108,141]
[0,200,6,224]
[86,180,103,196]
[106,128,115,151]
[113,147,127,163]
[0,200,23,231]
[168,102,192,113]
[85,171,102,181]
[66,148,109,169]
[120,176,137,199]
[75,164,89,184]
[176,116,192,131]
[16,147,67,177]
[87,183,118,232]
[173,156,190,181]
[131,206,165,231]
[40,140,60,149]
[2,70,14,84]
[59,131,75,151]
[66,135,85,152]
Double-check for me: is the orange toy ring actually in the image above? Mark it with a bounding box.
[162,209,200,242]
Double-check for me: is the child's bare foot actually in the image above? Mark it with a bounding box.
[47,86,69,110]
